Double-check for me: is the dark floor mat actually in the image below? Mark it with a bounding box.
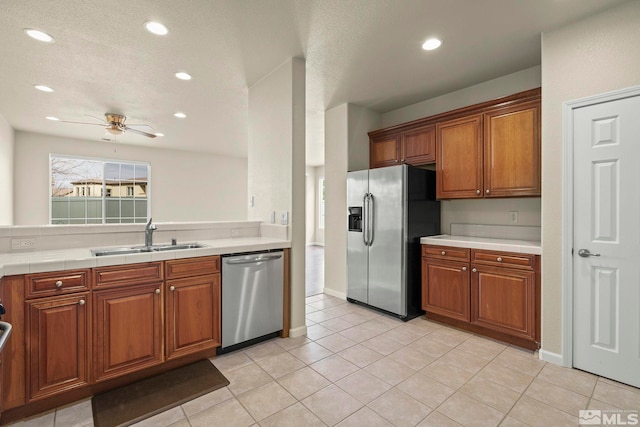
[92,359,229,427]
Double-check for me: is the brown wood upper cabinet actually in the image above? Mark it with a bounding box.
[370,125,436,168]
[437,99,541,199]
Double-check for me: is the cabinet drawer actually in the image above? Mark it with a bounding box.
[26,269,90,298]
[165,256,220,280]
[422,245,470,262]
[471,249,534,270]
[93,262,164,289]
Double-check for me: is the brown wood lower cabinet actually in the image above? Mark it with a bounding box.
[422,244,540,349]
[422,259,470,322]
[26,293,90,401]
[166,274,221,360]
[93,283,163,382]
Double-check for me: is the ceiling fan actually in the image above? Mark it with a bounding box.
[62,113,157,138]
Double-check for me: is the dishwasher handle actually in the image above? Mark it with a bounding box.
[224,254,283,265]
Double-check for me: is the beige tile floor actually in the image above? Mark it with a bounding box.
[9,293,640,427]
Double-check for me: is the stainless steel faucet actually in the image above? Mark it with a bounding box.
[144,218,157,247]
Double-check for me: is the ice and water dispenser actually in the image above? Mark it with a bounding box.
[348,207,362,232]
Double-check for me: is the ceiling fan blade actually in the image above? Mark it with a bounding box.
[124,126,157,138]
[85,114,107,123]
[60,120,107,126]
[125,123,154,131]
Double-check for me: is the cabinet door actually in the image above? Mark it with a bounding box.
[422,258,470,321]
[471,265,535,340]
[401,125,435,165]
[93,283,163,382]
[370,134,400,168]
[484,100,541,197]
[27,294,89,401]
[166,274,220,360]
[436,114,483,199]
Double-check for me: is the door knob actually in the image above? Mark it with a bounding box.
[578,249,601,257]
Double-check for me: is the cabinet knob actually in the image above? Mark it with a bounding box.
[485,189,490,194]
[472,268,477,273]
[395,159,399,163]
[78,299,85,306]
[155,289,160,294]
[476,190,480,195]
[441,251,446,255]
[461,266,467,271]
[170,285,176,291]
[55,280,63,288]
[497,257,502,262]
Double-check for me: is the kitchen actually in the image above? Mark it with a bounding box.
[1,0,640,425]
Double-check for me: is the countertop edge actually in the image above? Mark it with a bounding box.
[420,235,541,255]
[0,237,291,279]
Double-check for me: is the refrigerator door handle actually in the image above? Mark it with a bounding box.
[368,193,375,246]
[362,193,369,246]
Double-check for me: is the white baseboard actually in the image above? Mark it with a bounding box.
[289,325,308,338]
[539,349,565,366]
[322,288,346,300]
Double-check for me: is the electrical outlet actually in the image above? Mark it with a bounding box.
[509,211,519,224]
[11,238,36,250]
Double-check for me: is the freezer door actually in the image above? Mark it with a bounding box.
[347,170,369,304]
[368,165,406,316]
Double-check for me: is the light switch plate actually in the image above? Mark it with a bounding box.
[280,211,289,225]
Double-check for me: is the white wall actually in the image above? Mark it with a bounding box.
[305,166,316,244]
[381,66,542,234]
[314,166,325,245]
[324,104,381,298]
[248,58,306,337]
[13,131,247,225]
[541,0,640,356]
[0,113,13,225]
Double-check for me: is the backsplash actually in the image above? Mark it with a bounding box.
[450,223,541,241]
[0,221,270,254]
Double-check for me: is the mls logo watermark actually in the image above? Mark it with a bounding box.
[580,410,639,425]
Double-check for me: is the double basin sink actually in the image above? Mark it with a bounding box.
[91,243,207,257]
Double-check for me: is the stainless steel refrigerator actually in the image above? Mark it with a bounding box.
[347,164,440,320]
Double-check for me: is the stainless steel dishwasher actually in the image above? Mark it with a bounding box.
[219,250,284,353]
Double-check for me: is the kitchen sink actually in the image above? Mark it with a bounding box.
[91,243,207,257]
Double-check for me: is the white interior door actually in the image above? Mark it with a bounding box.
[573,93,640,388]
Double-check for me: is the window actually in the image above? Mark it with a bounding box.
[318,177,325,229]
[50,155,150,224]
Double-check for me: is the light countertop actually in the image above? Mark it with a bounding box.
[0,237,291,278]
[420,234,541,255]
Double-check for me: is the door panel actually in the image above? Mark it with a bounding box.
[573,94,640,388]
[368,165,405,316]
[347,170,369,304]
[422,259,469,321]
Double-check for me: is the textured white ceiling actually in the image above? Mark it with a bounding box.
[0,0,627,166]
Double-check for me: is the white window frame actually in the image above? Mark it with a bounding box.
[49,154,151,224]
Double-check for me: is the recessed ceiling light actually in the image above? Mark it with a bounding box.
[45,116,59,121]
[24,29,55,43]
[422,38,442,51]
[34,84,54,92]
[174,112,186,118]
[144,21,168,36]
[154,132,165,137]
[175,72,192,81]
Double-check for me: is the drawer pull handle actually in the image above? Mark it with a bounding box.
[472,268,477,273]
[55,280,63,288]
[461,266,467,271]
[170,286,176,291]
[78,299,85,306]
[155,289,161,294]
[441,251,446,255]
[497,257,502,262]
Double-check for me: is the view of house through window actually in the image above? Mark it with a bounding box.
[50,155,150,224]
[319,177,325,229]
